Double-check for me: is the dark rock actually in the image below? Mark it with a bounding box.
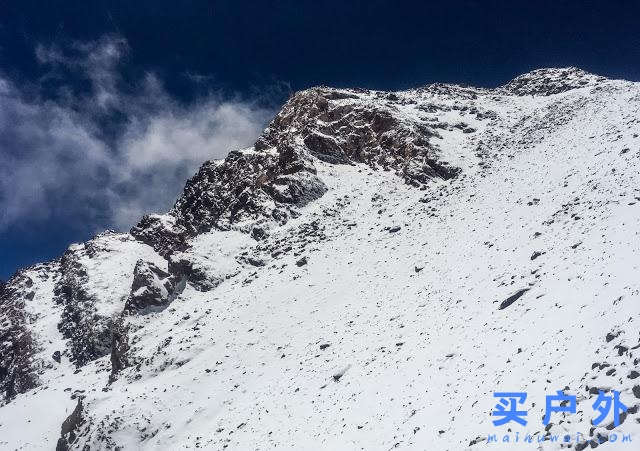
[257,87,460,186]
[332,365,350,382]
[167,256,215,292]
[246,257,266,267]
[124,260,175,312]
[296,257,308,267]
[498,288,529,310]
[614,344,628,356]
[54,244,118,367]
[605,331,620,342]
[250,226,269,241]
[56,397,84,451]
[0,269,41,404]
[130,214,187,257]
[171,148,318,236]
[303,133,350,164]
[263,172,328,207]
[109,315,130,383]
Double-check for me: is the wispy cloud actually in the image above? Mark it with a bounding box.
[0,34,278,233]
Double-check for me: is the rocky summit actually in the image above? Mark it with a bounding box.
[1,67,640,450]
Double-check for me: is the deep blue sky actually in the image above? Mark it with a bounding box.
[2,0,640,279]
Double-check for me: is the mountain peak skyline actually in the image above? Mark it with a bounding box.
[4,0,640,279]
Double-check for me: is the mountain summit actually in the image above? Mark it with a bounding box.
[1,68,639,450]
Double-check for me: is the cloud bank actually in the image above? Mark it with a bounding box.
[0,35,277,233]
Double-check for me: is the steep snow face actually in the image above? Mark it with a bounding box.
[1,68,640,450]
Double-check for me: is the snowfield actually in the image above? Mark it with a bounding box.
[1,68,639,450]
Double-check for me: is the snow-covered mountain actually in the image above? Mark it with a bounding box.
[1,67,639,450]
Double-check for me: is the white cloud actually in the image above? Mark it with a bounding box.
[0,35,276,233]
[35,34,128,111]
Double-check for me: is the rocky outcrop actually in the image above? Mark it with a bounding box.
[124,260,175,312]
[0,270,40,404]
[255,86,460,184]
[108,316,130,383]
[54,250,112,367]
[131,85,464,253]
[166,256,213,292]
[130,214,188,258]
[130,147,326,256]
[171,146,323,235]
[51,232,165,369]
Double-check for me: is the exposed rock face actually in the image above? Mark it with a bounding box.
[50,232,168,370]
[172,147,324,235]
[0,270,40,404]
[55,397,84,451]
[255,87,461,183]
[54,247,112,367]
[130,84,466,252]
[1,231,174,404]
[124,260,175,312]
[166,256,212,292]
[109,315,130,383]
[130,214,187,258]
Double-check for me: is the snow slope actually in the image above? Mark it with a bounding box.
[1,68,639,450]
